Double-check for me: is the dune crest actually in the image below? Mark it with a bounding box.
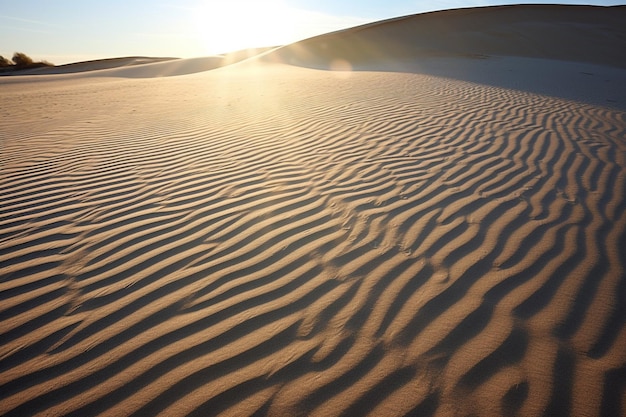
[263,4,626,70]
[1,47,276,79]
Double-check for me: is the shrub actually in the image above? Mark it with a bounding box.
[0,52,54,72]
[12,52,34,68]
[0,55,12,67]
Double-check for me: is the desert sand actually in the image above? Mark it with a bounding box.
[1,4,625,417]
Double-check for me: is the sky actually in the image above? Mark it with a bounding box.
[1,0,624,65]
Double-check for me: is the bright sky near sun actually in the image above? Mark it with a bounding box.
[1,0,623,65]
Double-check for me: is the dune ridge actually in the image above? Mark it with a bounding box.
[1,47,277,79]
[2,4,626,417]
[263,4,626,70]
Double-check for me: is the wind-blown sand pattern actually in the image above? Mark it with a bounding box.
[1,5,626,417]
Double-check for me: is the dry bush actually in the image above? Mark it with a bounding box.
[0,52,54,72]
[0,55,12,67]
[12,52,34,68]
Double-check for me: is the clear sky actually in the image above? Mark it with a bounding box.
[1,0,623,65]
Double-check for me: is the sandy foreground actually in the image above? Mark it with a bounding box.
[1,5,626,417]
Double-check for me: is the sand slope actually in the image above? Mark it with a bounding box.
[1,5,626,417]
[1,47,277,79]
[264,4,626,70]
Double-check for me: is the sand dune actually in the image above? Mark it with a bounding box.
[10,57,179,75]
[1,47,277,80]
[263,4,626,70]
[1,4,626,417]
[0,56,227,80]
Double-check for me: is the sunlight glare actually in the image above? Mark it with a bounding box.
[194,0,296,54]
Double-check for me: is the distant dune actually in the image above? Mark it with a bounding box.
[1,47,277,79]
[1,4,625,417]
[264,4,626,69]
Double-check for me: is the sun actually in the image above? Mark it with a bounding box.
[194,0,296,54]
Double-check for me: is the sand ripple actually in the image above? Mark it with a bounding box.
[1,65,625,416]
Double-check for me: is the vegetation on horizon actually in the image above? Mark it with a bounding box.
[0,52,54,71]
